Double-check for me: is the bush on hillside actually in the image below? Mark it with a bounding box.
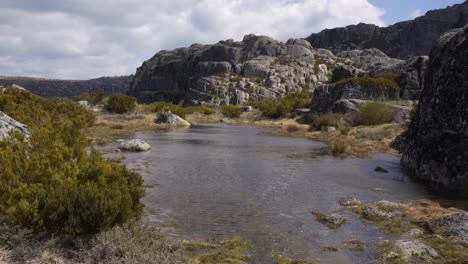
[107,94,136,114]
[220,105,242,118]
[335,77,400,91]
[247,91,311,118]
[355,102,394,126]
[0,89,144,235]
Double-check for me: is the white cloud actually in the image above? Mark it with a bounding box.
[0,0,385,79]
[409,9,423,19]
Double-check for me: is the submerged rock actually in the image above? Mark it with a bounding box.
[118,139,151,152]
[338,197,363,207]
[362,207,394,221]
[428,212,468,242]
[155,112,191,127]
[374,166,389,173]
[0,111,31,140]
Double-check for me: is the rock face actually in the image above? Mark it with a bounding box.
[310,81,399,114]
[0,75,133,98]
[155,112,191,127]
[118,139,151,152]
[392,26,468,194]
[0,111,30,140]
[428,212,468,242]
[128,35,320,105]
[306,2,468,59]
[394,240,439,263]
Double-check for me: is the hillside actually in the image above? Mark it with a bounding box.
[0,75,133,98]
[306,1,468,58]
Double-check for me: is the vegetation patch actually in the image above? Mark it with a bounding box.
[269,253,317,264]
[220,105,242,118]
[355,102,394,126]
[344,240,366,251]
[246,91,311,118]
[183,237,253,264]
[336,77,400,91]
[308,113,343,131]
[375,240,405,264]
[107,94,137,114]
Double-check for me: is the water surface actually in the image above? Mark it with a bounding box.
[105,124,458,263]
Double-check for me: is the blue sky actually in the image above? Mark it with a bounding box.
[370,0,463,25]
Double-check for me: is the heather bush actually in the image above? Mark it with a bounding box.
[355,102,394,126]
[248,91,311,118]
[86,221,189,264]
[107,94,136,114]
[0,89,144,235]
[220,105,242,118]
[336,77,400,91]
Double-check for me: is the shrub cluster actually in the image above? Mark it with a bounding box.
[220,105,242,118]
[336,77,400,91]
[248,91,311,118]
[86,221,189,264]
[107,94,137,114]
[355,102,394,126]
[0,88,144,235]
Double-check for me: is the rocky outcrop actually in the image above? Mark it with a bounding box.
[128,35,321,105]
[310,80,400,114]
[306,2,468,59]
[155,112,191,127]
[118,139,151,152]
[0,111,30,140]
[392,26,468,194]
[0,75,133,98]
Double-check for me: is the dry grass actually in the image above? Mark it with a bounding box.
[0,248,9,264]
[400,200,463,222]
[86,113,175,139]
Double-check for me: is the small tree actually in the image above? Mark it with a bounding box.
[107,94,136,114]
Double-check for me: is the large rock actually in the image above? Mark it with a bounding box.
[306,2,468,59]
[118,139,151,152]
[310,80,399,114]
[394,240,439,263]
[392,26,468,194]
[428,212,468,242]
[128,35,317,105]
[396,56,428,100]
[0,111,30,140]
[155,112,191,127]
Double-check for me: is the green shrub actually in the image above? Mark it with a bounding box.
[251,91,311,119]
[87,221,189,264]
[355,102,394,126]
[339,126,351,135]
[220,105,242,118]
[286,125,300,133]
[146,102,187,118]
[0,89,144,235]
[107,94,136,114]
[308,113,343,131]
[336,77,400,91]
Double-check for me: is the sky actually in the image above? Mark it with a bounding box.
[0,0,464,79]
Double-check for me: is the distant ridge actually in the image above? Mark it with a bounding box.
[306,1,468,59]
[0,75,133,98]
